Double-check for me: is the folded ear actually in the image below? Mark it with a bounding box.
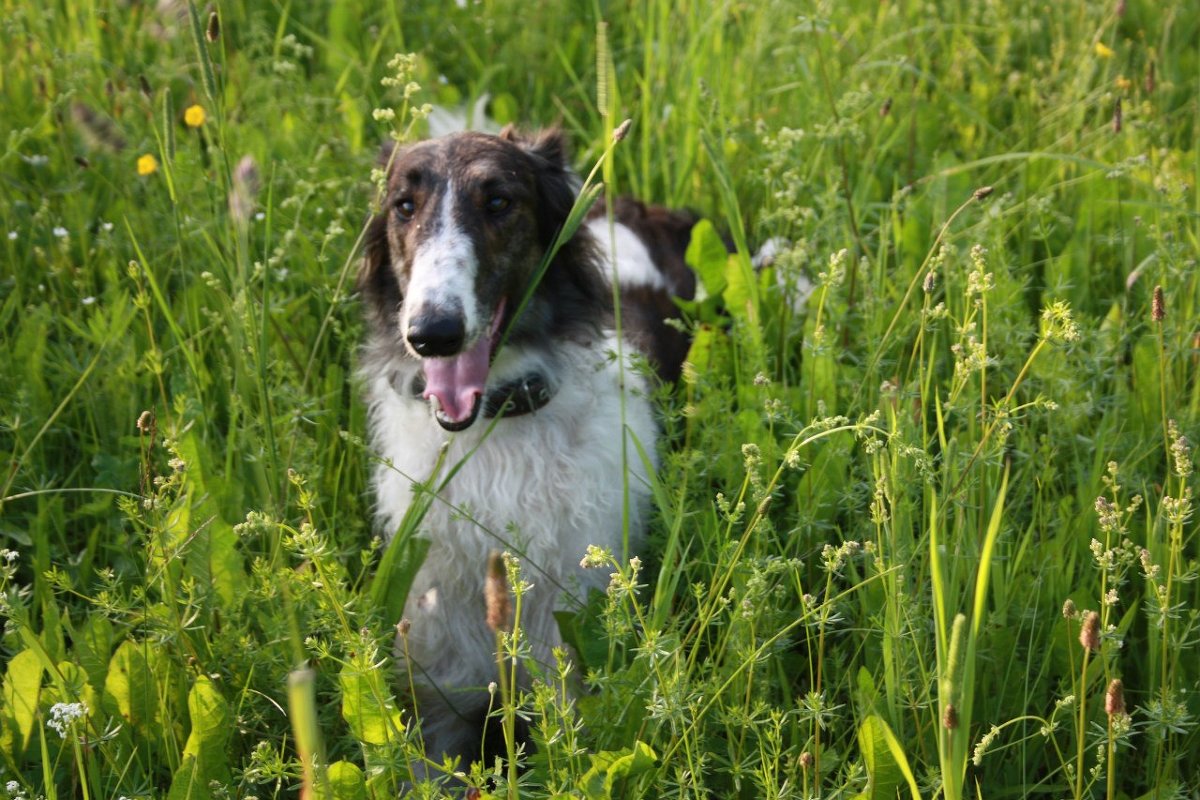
[358,212,400,328]
[500,125,569,171]
[499,127,578,248]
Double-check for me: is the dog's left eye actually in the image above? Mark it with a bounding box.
[485,196,510,214]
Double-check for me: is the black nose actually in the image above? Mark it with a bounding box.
[407,313,466,357]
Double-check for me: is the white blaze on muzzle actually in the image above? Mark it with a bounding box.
[401,182,502,429]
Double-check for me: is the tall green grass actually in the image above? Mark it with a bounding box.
[1,0,1197,796]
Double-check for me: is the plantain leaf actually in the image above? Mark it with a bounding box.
[856,714,921,800]
[328,761,368,800]
[579,740,657,799]
[685,218,729,297]
[340,663,404,745]
[103,640,155,731]
[0,649,43,758]
[182,675,231,782]
[166,753,212,800]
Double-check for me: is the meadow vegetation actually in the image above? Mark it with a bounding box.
[1,0,1198,797]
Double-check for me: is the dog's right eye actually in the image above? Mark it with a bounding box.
[395,198,416,220]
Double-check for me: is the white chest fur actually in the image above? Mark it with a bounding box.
[365,335,656,701]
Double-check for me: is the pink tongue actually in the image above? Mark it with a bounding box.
[422,333,492,424]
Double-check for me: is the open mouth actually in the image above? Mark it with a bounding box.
[420,298,507,431]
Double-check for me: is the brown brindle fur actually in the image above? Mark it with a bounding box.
[360,128,609,355]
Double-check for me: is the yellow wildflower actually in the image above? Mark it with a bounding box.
[137,154,159,176]
[1115,75,1132,92]
[1095,42,1115,59]
[184,104,206,127]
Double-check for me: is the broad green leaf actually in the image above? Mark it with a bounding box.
[167,753,213,800]
[339,664,403,745]
[856,714,920,800]
[684,218,729,297]
[181,675,231,783]
[722,251,754,322]
[1,649,43,757]
[328,761,368,800]
[103,638,157,734]
[579,741,657,799]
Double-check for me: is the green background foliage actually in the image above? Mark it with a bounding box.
[1,0,1197,797]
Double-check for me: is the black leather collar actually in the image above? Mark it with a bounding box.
[481,373,553,418]
[395,371,554,419]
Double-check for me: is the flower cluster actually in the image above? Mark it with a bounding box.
[46,701,88,739]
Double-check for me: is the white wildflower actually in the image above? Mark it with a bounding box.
[47,701,88,738]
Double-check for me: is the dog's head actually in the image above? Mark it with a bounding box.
[360,128,605,431]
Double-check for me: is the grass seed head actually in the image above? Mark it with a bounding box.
[206,10,220,42]
[1105,679,1125,716]
[1080,610,1101,652]
[485,550,511,632]
[1152,285,1165,322]
[943,703,958,730]
[1062,598,1077,619]
[1113,98,1122,134]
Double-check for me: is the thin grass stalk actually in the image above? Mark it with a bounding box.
[1074,645,1091,800]
[288,667,330,800]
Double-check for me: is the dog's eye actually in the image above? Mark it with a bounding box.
[395,197,416,220]
[485,196,510,214]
